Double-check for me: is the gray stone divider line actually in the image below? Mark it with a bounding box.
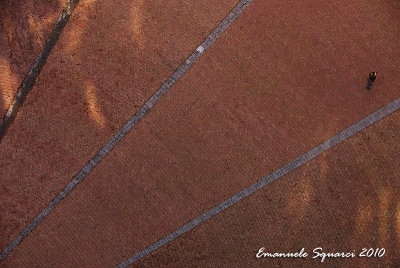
[0,0,79,143]
[0,0,254,262]
[116,97,400,267]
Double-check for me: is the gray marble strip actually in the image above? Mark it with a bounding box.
[116,97,400,267]
[0,0,254,262]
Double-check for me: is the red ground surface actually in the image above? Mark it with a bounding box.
[0,0,237,250]
[1,0,400,267]
[0,0,63,116]
[135,109,400,268]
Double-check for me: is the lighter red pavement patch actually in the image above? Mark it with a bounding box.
[2,0,399,266]
[0,0,238,251]
[135,110,400,267]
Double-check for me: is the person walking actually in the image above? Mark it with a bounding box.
[366,72,377,90]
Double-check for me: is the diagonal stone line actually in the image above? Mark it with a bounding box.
[116,97,400,267]
[0,0,254,262]
[0,0,79,143]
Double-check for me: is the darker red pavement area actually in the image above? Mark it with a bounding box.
[135,110,400,268]
[1,0,400,266]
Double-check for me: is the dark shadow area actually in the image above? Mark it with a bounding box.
[0,0,63,133]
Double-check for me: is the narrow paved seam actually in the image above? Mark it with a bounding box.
[0,0,254,262]
[0,0,79,142]
[116,98,400,267]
